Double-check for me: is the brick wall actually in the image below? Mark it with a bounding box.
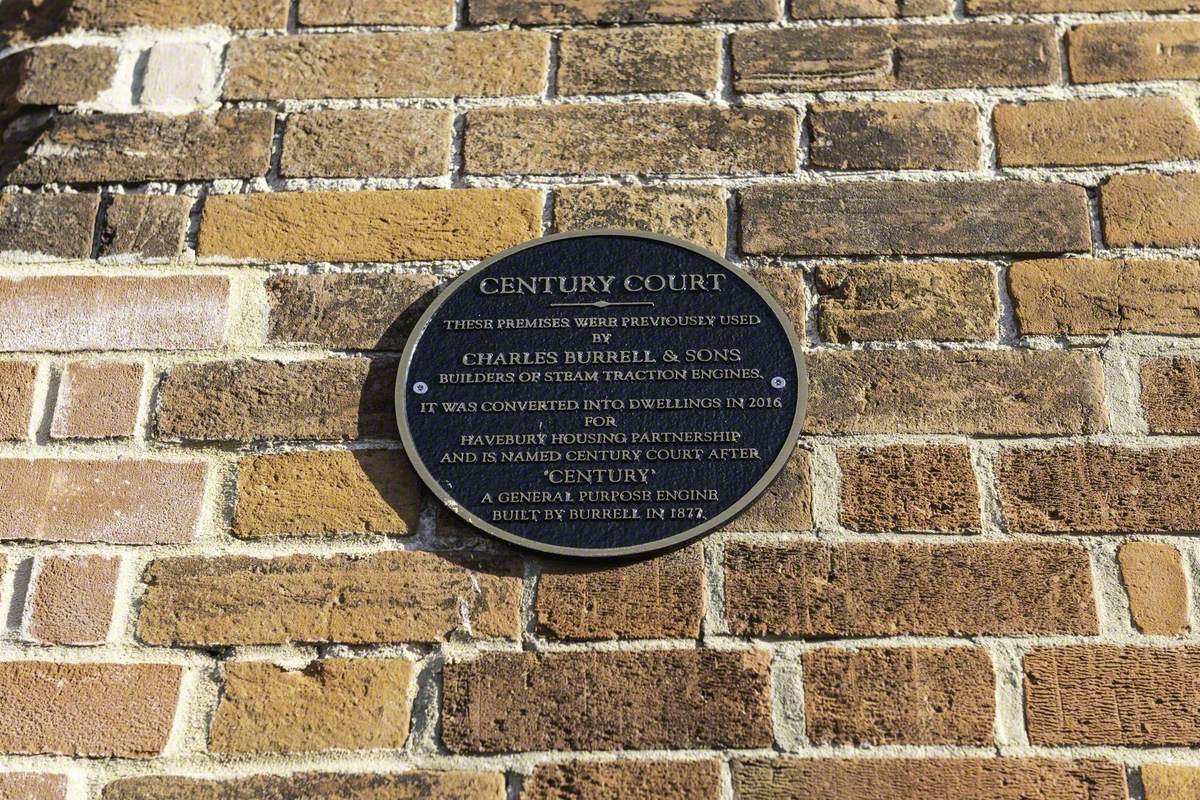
[0,0,1198,798]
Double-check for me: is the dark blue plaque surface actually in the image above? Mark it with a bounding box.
[397,231,805,557]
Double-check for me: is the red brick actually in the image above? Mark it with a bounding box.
[25,555,119,645]
[724,541,1097,637]
[101,772,505,799]
[0,773,67,800]
[0,662,181,757]
[50,361,143,439]
[0,361,36,441]
[1069,21,1200,84]
[1101,172,1200,248]
[523,761,722,800]
[0,194,98,261]
[469,0,778,23]
[0,459,206,544]
[0,276,228,351]
[838,445,981,533]
[1142,356,1200,433]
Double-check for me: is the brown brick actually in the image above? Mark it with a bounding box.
[523,761,722,800]
[793,0,951,16]
[442,649,772,753]
[805,350,1106,435]
[13,45,117,104]
[98,195,191,260]
[971,0,1196,11]
[102,772,504,800]
[1010,259,1200,336]
[0,662,180,757]
[464,105,796,175]
[1119,542,1189,636]
[10,111,273,184]
[225,32,547,100]
[211,658,412,753]
[198,189,542,263]
[156,358,398,442]
[742,182,1090,256]
[267,272,440,350]
[50,361,143,439]
[748,266,806,333]
[998,445,1200,533]
[536,545,704,640]
[1102,173,1200,248]
[1144,765,1200,800]
[810,101,980,170]
[282,109,452,179]
[724,541,1098,637]
[0,774,66,800]
[0,193,97,260]
[0,276,228,351]
[66,0,288,28]
[839,445,981,533]
[0,458,206,543]
[815,262,997,342]
[554,186,728,255]
[234,450,421,538]
[726,447,813,532]
[298,0,455,25]
[558,28,722,95]
[733,25,1058,92]
[25,555,119,645]
[804,647,995,745]
[995,98,1200,167]
[469,0,777,23]
[138,551,522,645]
[1069,21,1200,84]
[1141,357,1200,433]
[732,757,1127,800]
[0,361,35,441]
[1027,646,1200,746]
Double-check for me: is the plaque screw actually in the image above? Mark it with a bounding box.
[770,376,786,389]
[413,381,429,395]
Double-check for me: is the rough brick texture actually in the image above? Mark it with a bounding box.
[98,195,191,261]
[469,0,778,23]
[557,28,722,95]
[1069,21,1200,84]
[522,760,721,800]
[724,447,813,532]
[0,360,36,440]
[102,772,505,799]
[554,185,728,253]
[12,45,118,105]
[1144,765,1200,800]
[809,101,980,170]
[298,0,456,25]
[0,774,66,800]
[1101,173,1200,248]
[65,0,289,28]
[838,445,981,533]
[25,555,119,645]
[50,361,143,439]
[1118,542,1189,636]
[281,109,452,179]
[1142,357,1200,433]
[0,194,98,260]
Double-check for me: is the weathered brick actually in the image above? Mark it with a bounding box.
[267,272,439,350]
[50,361,143,439]
[299,0,456,25]
[138,551,522,645]
[810,101,980,170]
[442,649,772,752]
[815,262,997,342]
[0,276,228,351]
[733,25,1058,92]
[1119,542,1189,636]
[0,361,35,441]
[10,111,274,184]
[732,757,1127,800]
[98,195,191,261]
[523,761,722,800]
[742,182,1090,256]
[156,358,397,442]
[805,350,1106,435]
[0,662,180,757]
[1141,357,1200,433]
[1144,765,1200,800]
[0,774,66,800]
[558,28,722,95]
[139,43,216,110]
[998,445,1200,533]
[1010,259,1200,336]
[0,193,97,260]
[1069,21,1200,84]
[724,541,1097,637]
[1026,646,1200,746]
[0,459,206,543]
[469,0,778,23]
[282,109,452,179]
[198,190,542,263]
[25,555,119,645]
[554,186,728,255]
[66,0,289,28]
[971,0,1197,11]
[234,450,421,538]
[995,98,1200,167]
[464,105,796,175]
[225,32,547,100]
[725,447,813,532]
[536,545,704,640]
[102,772,504,800]
[748,266,806,332]
[12,45,117,104]
[793,0,950,16]
[804,647,995,745]
[838,445,981,533]
[1102,173,1200,248]
[211,658,412,753]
